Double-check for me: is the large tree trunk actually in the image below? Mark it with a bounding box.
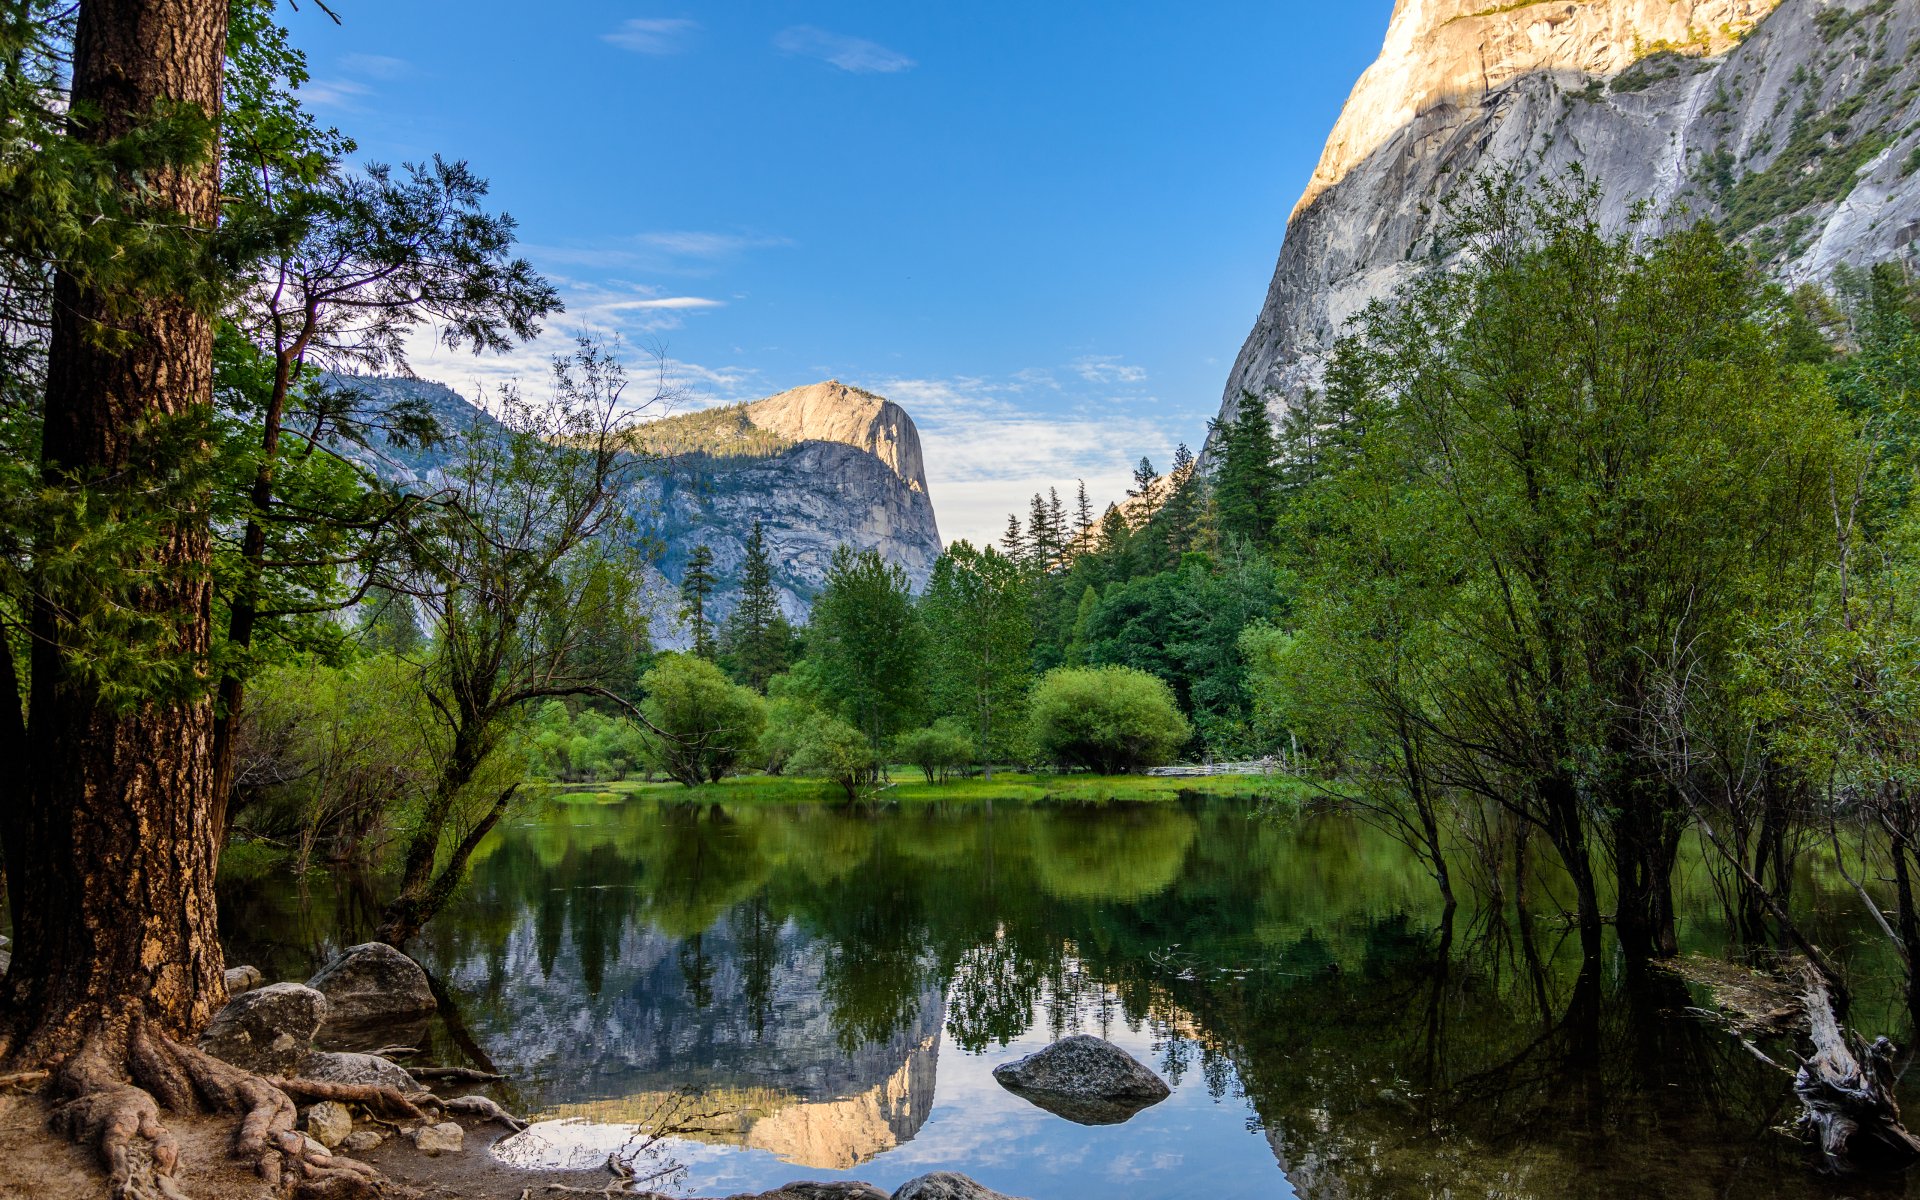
[1,0,229,1059]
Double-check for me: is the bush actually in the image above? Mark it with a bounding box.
[756,696,816,775]
[1027,666,1190,774]
[640,653,767,786]
[894,719,973,784]
[790,714,877,801]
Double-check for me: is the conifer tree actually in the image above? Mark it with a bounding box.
[1075,480,1095,539]
[1048,488,1068,555]
[1159,442,1200,562]
[680,544,718,659]
[1001,512,1027,563]
[725,520,788,691]
[1028,492,1057,565]
[1210,391,1283,550]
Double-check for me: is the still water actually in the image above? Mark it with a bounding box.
[219,793,1912,1199]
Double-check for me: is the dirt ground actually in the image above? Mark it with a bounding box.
[0,1093,626,1200]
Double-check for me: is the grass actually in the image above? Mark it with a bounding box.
[531,770,1317,807]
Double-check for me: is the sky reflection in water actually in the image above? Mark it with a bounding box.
[220,793,1906,1200]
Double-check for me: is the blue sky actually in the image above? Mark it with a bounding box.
[287,3,1389,545]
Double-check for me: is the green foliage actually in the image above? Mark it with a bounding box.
[526,700,649,782]
[808,545,925,749]
[894,719,975,784]
[921,541,1031,768]
[1208,390,1284,552]
[1027,666,1191,774]
[722,520,792,691]
[789,712,878,800]
[639,653,767,787]
[680,544,718,660]
[620,402,798,458]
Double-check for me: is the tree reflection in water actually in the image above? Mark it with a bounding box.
[219,794,1908,1198]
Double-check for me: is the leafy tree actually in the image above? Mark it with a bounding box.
[1209,390,1283,551]
[894,720,974,784]
[790,713,878,801]
[1028,666,1190,773]
[375,344,658,946]
[922,541,1032,774]
[809,545,925,754]
[723,519,790,691]
[680,543,718,659]
[1282,173,1847,959]
[639,653,768,786]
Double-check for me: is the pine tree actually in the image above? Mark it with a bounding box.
[1129,456,1159,500]
[1047,488,1068,555]
[1075,480,1094,538]
[1210,391,1283,550]
[1029,492,1056,565]
[1001,512,1027,563]
[680,544,718,659]
[725,520,787,690]
[1159,442,1200,563]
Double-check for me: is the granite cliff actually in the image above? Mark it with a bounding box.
[331,375,943,632]
[1220,0,1920,427]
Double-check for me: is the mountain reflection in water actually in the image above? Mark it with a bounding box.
[219,793,1913,1200]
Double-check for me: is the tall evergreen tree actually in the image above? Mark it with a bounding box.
[1210,390,1284,550]
[1001,512,1026,563]
[1047,488,1068,556]
[1075,480,1095,540]
[725,520,790,691]
[1028,492,1057,565]
[680,544,717,659]
[1159,443,1200,562]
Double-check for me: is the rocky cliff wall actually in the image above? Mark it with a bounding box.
[1220,0,1920,428]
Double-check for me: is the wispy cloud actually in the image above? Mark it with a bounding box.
[525,230,792,276]
[339,53,409,79]
[1073,355,1148,385]
[773,26,916,74]
[604,17,700,55]
[299,78,370,110]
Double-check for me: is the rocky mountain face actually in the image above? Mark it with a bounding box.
[1219,0,1920,427]
[332,375,943,634]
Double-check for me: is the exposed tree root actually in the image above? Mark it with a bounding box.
[35,1015,419,1199]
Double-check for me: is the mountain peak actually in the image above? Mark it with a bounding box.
[743,381,931,495]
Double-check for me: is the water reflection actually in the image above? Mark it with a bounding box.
[219,794,1909,1199]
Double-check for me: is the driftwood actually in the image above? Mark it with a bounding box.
[1794,964,1920,1172]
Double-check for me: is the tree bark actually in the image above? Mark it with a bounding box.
[0,0,229,1057]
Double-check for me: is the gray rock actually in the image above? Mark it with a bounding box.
[197,982,330,1075]
[223,964,264,996]
[1214,0,1920,455]
[763,1185,891,1200]
[301,1134,332,1158]
[302,1101,354,1149]
[295,1050,418,1093]
[409,1121,463,1156]
[892,1173,1027,1200]
[991,1034,1170,1126]
[307,942,436,1025]
[339,1130,385,1153]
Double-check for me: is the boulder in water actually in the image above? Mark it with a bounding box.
[990,1034,1170,1126]
[892,1173,1028,1200]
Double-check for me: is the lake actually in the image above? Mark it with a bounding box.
[218,792,1912,1199]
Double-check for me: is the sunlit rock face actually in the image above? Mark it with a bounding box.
[1218,0,1920,432]
[328,374,943,629]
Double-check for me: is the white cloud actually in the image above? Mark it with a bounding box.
[601,296,725,311]
[524,230,792,276]
[773,26,916,74]
[604,18,700,55]
[1073,355,1149,385]
[878,375,1174,548]
[339,53,408,78]
[299,78,370,109]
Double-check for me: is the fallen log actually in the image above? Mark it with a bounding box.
[1795,964,1920,1173]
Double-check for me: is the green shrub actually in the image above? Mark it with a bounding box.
[640,653,767,787]
[1027,666,1191,774]
[894,719,973,784]
[790,714,877,800]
